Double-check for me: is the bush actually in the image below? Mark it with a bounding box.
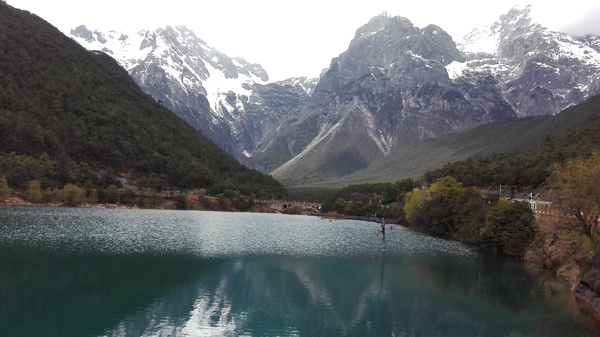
[0,176,11,201]
[25,180,42,203]
[62,184,84,206]
[106,184,119,204]
[174,194,187,210]
[284,206,301,214]
[480,199,535,256]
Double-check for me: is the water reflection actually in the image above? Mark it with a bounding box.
[0,248,217,337]
[97,255,598,337]
[0,206,599,336]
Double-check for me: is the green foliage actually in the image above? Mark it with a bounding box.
[120,188,135,205]
[0,176,11,201]
[333,198,347,214]
[320,180,414,215]
[106,184,119,204]
[284,206,302,215]
[401,176,533,256]
[62,184,84,206]
[288,187,339,203]
[42,187,55,203]
[424,97,600,191]
[83,181,94,197]
[174,194,187,210]
[480,199,535,256]
[408,178,487,238]
[25,180,42,202]
[403,189,427,223]
[0,3,287,200]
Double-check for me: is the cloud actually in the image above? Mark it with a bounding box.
[561,5,600,36]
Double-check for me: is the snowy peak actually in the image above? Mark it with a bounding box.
[317,13,463,94]
[492,3,533,35]
[456,26,497,54]
[353,11,394,39]
[450,4,600,117]
[457,4,534,54]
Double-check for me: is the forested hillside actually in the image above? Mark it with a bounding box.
[0,3,287,199]
[314,92,600,188]
[424,94,600,194]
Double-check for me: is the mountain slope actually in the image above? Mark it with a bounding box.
[454,4,600,117]
[313,93,600,188]
[70,25,317,160]
[256,6,600,187]
[0,2,287,198]
[256,12,517,186]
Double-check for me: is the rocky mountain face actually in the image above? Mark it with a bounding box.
[70,25,316,160]
[254,6,600,186]
[70,5,600,187]
[253,12,518,185]
[453,4,600,117]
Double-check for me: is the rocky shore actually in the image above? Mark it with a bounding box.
[574,239,600,321]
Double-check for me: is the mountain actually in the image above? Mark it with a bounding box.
[253,6,600,187]
[251,12,518,186]
[69,25,317,160]
[316,92,600,188]
[68,5,600,188]
[0,2,287,198]
[454,4,600,117]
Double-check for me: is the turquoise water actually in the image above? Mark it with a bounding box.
[0,205,599,336]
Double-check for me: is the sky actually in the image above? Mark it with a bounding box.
[7,0,600,81]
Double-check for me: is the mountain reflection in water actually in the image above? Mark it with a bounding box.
[0,206,598,337]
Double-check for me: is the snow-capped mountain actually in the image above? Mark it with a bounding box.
[70,4,600,186]
[451,4,600,117]
[247,11,517,185]
[247,6,600,186]
[70,25,315,160]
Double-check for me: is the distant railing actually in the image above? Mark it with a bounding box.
[343,215,402,224]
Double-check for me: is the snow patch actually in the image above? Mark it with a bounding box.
[445,61,468,80]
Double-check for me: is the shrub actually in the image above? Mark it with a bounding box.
[106,184,119,204]
[0,176,11,201]
[25,180,42,202]
[62,184,84,206]
[174,194,187,210]
[480,199,535,257]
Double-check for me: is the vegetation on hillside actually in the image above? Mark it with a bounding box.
[424,96,600,194]
[0,3,287,199]
[313,93,600,188]
[525,153,600,283]
[403,176,535,256]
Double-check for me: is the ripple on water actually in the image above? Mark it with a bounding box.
[0,205,476,259]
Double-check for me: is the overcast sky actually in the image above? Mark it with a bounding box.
[7,0,600,81]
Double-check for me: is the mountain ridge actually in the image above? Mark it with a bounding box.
[0,2,287,198]
[67,5,600,188]
[263,4,600,186]
[70,25,317,161]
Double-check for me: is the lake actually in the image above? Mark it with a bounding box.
[1,205,599,336]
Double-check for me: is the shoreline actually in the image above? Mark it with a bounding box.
[0,196,282,213]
